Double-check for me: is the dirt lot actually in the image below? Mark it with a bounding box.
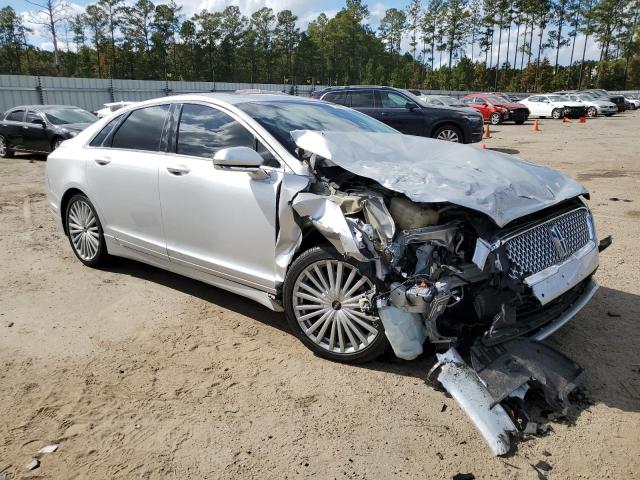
[1,113,639,479]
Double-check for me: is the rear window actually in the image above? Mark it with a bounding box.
[5,110,24,122]
[90,116,122,147]
[322,92,348,105]
[349,90,375,108]
[112,105,169,152]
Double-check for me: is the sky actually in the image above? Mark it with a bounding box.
[15,0,601,69]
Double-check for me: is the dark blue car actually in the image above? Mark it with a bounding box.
[311,86,483,144]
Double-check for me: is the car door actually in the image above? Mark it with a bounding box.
[86,104,170,259]
[465,97,488,121]
[347,89,382,121]
[158,102,282,291]
[24,110,50,152]
[377,90,425,135]
[2,109,26,149]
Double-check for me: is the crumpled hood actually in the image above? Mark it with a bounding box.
[291,130,587,228]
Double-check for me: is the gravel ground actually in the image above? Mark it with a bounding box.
[1,112,639,479]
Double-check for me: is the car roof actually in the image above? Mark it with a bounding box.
[135,92,321,107]
[8,105,82,111]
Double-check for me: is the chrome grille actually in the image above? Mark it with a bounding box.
[504,208,592,279]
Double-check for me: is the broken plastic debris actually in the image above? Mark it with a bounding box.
[436,348,517,456]
[38,444,58,454]
[25,458,40,470]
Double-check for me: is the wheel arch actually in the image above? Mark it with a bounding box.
[60,187,88,235]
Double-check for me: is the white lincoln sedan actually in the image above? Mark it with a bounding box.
[46,93,610,454]
[46,93,607,366]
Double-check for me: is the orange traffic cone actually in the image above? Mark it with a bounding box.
[579,116,586,123]
[481,143,488,149]
[563,116,571,123]
[483,124,491,139]
[533,119,541,132]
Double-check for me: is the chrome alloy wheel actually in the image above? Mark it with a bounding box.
[436,129,460,142]
[68,199,100,261]
[0,135,7,156]
[292,259,379,355]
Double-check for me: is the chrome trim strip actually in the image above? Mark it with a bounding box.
[532,279,599,341]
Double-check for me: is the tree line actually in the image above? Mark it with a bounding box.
[0,0,638,92]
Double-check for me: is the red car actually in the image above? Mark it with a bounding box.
[460,93,529,125]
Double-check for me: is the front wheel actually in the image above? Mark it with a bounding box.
[0,135,14,158]
[283,246,389,363]
[489,112,502,125]
[434,125,462,143]
[552,108,563,119]
[587,107,598,117]
[65,194,109,267]
[52,138,63,151]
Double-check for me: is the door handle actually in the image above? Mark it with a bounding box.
[22,126,29,129]
[166,165,190,176]
[380,112,388,116]
[94,158,111,166]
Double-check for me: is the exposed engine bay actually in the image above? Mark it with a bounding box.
[279,129,612,456]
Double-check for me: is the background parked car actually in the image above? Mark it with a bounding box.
[418,94,482,115]
[561,92,617,117]
[580,89,626,112]
[94,101,137,118]
[313,86,483,144]
[460,93,529,125]
[625,96,640,109]
[0,105,96,158]
[518,94,587,119]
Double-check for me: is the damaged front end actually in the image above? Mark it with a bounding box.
[283,130,611,455]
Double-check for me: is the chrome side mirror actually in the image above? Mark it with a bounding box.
[212,146,268,179]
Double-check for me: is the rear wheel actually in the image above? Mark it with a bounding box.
[0,135,14,158]
[434,125,462,143]
[587,106,598,117]
[283,246,389,364]
[65,194,109,267]
[552,108,563,119]
[489,112,502,125]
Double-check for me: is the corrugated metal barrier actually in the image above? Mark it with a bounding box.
[0,75,638,113]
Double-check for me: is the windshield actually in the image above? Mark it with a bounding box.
[436,96,465,106]
[578,94,595,101]
[484,95,508,104]
[44,108,96,125]
[237,100,396,155]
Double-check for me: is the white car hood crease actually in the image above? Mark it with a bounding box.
[291,130,587,228]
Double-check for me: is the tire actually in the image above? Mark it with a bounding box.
[587,107,598,117]
[0,134,14,158]
[433,125,463,143]
[489,112,502,125]
[65,194,109,267]
[52,137,63,151]
[283,246,389,364]
[551,108,563,119]
[605,113,613,117]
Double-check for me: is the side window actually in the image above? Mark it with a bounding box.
[349,90,375,108]
[177,104,254,158]
[90,116,122,147]
[380,92,410,108]
[26,111,43,123]
[112,105,169,151]
[322,92,347,106]
[6,110,25,122]
[528,97,539,103]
